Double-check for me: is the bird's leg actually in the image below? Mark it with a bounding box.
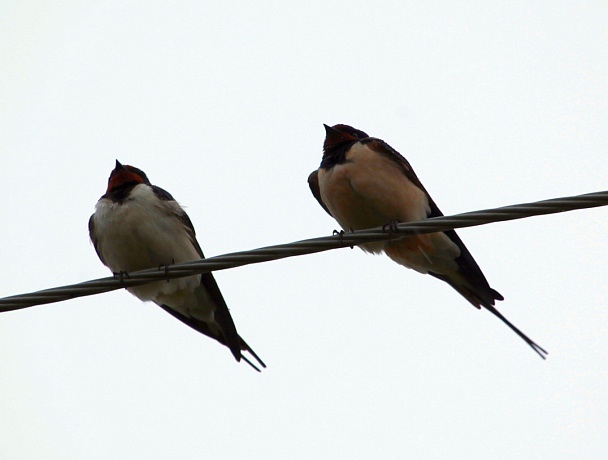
[112,271,130,287]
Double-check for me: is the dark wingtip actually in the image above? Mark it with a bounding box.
[491,288,505,302]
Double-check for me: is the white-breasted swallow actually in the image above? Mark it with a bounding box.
[89,161,265,370]
[309,124,547,358]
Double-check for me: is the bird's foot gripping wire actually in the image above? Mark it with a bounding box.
[113,271,130,286]
[333,228,355,249]
[158,258,175,282]
[382,220,401,240]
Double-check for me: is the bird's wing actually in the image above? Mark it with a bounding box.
[365,138,503,307]
[152,185,265,368]
[307,169,333,217]
[88,213,108,266]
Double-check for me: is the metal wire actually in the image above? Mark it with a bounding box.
[1,190,607,313]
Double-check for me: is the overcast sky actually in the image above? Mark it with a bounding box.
[1,2,608,459]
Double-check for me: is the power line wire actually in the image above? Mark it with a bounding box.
[1,190,607,313]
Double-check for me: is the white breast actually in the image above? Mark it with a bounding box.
[91,185,202,301]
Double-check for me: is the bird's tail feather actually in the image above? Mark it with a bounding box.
[484,304,548,359]
[240,337,266,372]
[158,303,266,369]
[429,271,547,359]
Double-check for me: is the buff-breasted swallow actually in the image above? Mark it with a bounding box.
[308,124,547,358]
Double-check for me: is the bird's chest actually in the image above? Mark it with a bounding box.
[318,164,376,229]
[318,147,429,230]
[93,199,190,272]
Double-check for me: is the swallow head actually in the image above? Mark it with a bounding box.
[106,160,152,194]
[322,124,369,154]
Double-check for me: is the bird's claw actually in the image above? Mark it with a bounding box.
[348,227,355,248]
[158,258,175,282]
[333,228,355,249]
[382,220,401,239]
[113,271,130,286]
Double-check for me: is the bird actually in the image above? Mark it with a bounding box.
[89,160,265,371]
[308,124,547,359]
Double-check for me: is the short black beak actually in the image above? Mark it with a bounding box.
[323,123,351,146]
[323,123,336,135]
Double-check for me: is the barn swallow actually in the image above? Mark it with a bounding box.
[89,160,265,370]
[308,124,547,358]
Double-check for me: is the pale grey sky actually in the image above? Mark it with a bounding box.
[1,2,607,459]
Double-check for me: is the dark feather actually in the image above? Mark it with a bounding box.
[307,170,333,217]
[88,214,107,267]
[157,302,266,371]
[364,137,503,308]
[151,185,176,202]
[160,197,258,367]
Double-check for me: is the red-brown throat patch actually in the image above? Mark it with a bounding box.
[106,169,144,193]
[323,125,359,153]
